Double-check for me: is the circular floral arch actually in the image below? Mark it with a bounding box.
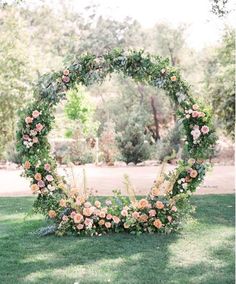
[17,49,216,236]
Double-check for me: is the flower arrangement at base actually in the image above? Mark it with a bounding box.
[16,49,216,236]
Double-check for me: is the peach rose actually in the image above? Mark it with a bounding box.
[73,213,84,223]
[149,209,156,217]
[63,69,70,76]
[31,183,39,193]
[48,210,57,218]
[190,169,198,178]
[198,112,205,117]
[83,207,93,217]
[77,224,84,230]
[156,201,164,209]
[192,104,199,110]
[59,199,67,207]
[132,211,140,219]
[170,75,177,81]
[138,198,149,209]
[98,219,105,226]
[124,222,130,229]
[121,209,128,217]
[94,200,101,208]
[76,196,86,206]
[151,186,160,197]
[24,160,31,170]
[112,216,120,224]
[84,202,92,208]
[139,214,148,222]
[153,219,162,229]
[25,116,33,124]
[99,211,106,218]
[171,206,177,212]
[105,222,112,229]
[34,173,42,181]
[32,110,40,118]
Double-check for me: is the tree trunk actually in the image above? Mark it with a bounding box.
[150,96,160,141]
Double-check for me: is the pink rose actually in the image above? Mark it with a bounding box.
[25,117,33,124]
[149,209,156,217]
[121,209,128,217]
[132,211,140,219]
[201,125,209,134]
[33,137,38,144]
[36,123,44,132]
[44,163,51,171]
[62,75,70,83]
[192,111,199,118]
[37,180,45,188]
[74,213,84,223]
[46,175,53,182]
[84,218,93,227]
[70,211,76,218]
[112,216,120,224]
[167,216,172,222]
[62,215,69,222]
[171,206,177,212]
[32,110,40,118]
[77,224,84,230]
[105,222,112,229]
[106,214,112,220]
[23,134,30,141]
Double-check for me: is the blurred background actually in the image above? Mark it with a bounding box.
[0,0,234,177]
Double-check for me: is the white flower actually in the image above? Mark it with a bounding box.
[182,183,188,190]
[176,92,186,103]
[191,128,201,140]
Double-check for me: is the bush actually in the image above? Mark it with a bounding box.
[4,141,21,164]
[116,110,152,164]
[156,122,183,161]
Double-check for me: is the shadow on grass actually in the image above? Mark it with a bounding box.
[0,194,234,284]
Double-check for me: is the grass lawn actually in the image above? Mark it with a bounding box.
[0,195,234,284]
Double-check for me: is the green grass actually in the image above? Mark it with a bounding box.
[0,195,234,284]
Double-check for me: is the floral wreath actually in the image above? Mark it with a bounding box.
[16,49,216,236]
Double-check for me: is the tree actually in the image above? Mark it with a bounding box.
[116,109,152,164]
[204,27,235,139]
[0,7,31,158]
